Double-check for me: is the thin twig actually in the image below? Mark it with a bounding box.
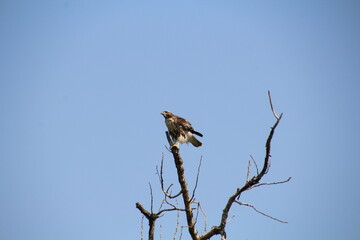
[192,200,208,233]
[248,177,292,190]
[167,187,182,199]
[166,131,174,146]
[158,207,189,215]
[250,155,259,175]
[265,156,271,174]
[165,145,172,153]
[164,195,176,209]
[156,156,182,199]
[191,156,203,201]
[179,226,184,240]
[158,199,165,213]
[246,160,251,182]
[226,214,236,224]
[149,182,154,213]
[174,200,180,240]
[194,201,200,226]
[268,90,280,120]
[160,225,162,240]
[235,201,288,224]
[158,196,197,216]
[141,215,144,240]
[157,154,165,190]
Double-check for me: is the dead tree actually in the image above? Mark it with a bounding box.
[136,91,290,240]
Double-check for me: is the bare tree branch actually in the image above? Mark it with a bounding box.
[169,146,198,239]
[149,183,154,213]
[248,177,292,190]
[156,155,182,199]
[250,155,259,175]
[179,226,184,240]
[191,156,203,202]
[174,200,180,240]
[158,207,188,215]
[198,91,287,240]
[141,215,144,240]
[192,200,208,233]
[159,225,162,240]
[138,146,201,240]
[163,195,177,209]
[161,195,196,215]
[136,202,158,240]
[235,201,288,224]
[166,131,172,145]
[136,198,189,240]
[268,90,280,120]
[246,160,251,182]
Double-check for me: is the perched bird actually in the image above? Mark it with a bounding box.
[161,111,203,147]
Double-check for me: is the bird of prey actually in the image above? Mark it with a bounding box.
[161,111,203,147]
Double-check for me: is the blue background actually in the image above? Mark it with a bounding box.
[1,0,359,239]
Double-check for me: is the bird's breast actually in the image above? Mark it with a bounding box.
[165,118,176,131]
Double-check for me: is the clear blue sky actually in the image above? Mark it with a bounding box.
[1,1,359,239]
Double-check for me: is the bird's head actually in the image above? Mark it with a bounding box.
[161,111,173,119]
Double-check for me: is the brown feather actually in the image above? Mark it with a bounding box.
[161,111,203,147]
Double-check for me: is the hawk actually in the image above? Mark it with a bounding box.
[161,111,203,147]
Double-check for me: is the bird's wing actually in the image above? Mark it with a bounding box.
[174,116,193,131]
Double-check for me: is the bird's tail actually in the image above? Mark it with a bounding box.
[191,130,203,137]
[189,136,202,147]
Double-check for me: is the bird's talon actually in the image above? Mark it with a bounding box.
[171,144,179,150]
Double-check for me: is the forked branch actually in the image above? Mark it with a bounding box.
[156,154,182,199]
[198,91,288,240]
